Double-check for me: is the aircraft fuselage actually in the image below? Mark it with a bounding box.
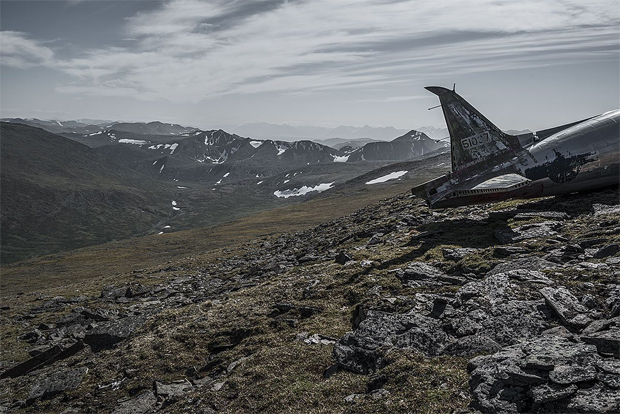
[413,86,619,208]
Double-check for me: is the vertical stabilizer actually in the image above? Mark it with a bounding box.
[425,86,522,174]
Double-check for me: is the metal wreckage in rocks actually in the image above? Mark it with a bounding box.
[412,85,619,208]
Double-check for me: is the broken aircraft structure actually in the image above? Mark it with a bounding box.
[412,86,619,208]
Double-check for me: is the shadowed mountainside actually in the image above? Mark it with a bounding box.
[0,123,175,263]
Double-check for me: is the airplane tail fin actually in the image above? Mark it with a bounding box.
[425,86,522,174]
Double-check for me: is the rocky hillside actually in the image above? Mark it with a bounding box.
[1,187,618,413]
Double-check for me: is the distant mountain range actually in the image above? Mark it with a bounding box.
[1,117,451,141]
[0,118,200,137]
[1,119,447,181]
[233,122,429,141]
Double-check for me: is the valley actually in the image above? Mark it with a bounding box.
[0,120,447,264]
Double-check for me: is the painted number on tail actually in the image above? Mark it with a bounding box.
[462,132,498,160]
[461,132,491,150]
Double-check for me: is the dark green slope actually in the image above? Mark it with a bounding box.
[0,123,174,263]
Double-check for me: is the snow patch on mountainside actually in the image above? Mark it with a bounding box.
[119,139,147,145]
[366,171,408,184]
[277,145,288,156]
[274,182,334,198]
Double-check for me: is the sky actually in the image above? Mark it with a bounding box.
[1,0,619,132]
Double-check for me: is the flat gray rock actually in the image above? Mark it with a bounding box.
[513,211,569,220]
[84,315,147,352]
[582,328,620,358]
[442,248,480,261]
[111,391,156,414]
[155,380,193,398]
[549,365,597,384]
[567,384,620,412]
[488,257,557,275]
[540,286,591,329]
[494,221,561,244]
[593,203,620,216]
[401,262,446,281]
[529,382,577,404]
[28,367,88,402]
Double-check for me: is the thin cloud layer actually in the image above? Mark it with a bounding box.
[1,0,618,103]
[0,31,54,68]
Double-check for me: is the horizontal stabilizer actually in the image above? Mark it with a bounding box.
[471,173,531,190]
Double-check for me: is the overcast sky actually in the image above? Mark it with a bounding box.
[1,0,619,131]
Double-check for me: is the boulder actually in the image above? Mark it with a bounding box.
[333,311,451,374]
[468,335,618,413]
[111,391,156,414]
[28,367,88,402]
[582,328,620,358]
[495,221,561,244]
[539,286,592,329]
[335,251,353,265]
[84,315,147,352]
[594,244,620,259]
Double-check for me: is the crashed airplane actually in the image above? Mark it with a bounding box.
[412,86,620,208]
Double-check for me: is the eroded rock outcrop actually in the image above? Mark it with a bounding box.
[468,335,619,413]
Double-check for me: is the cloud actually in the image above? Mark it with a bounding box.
[0,31,54,68]
[3,0,619,102]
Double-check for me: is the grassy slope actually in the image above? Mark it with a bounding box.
[0,123,178,263]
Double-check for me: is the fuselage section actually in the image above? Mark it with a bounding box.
[422,109,619,208]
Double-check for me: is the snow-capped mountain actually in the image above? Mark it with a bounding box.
[416,126,449,139]
[2,118,447,187]
[345,130,447,162]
